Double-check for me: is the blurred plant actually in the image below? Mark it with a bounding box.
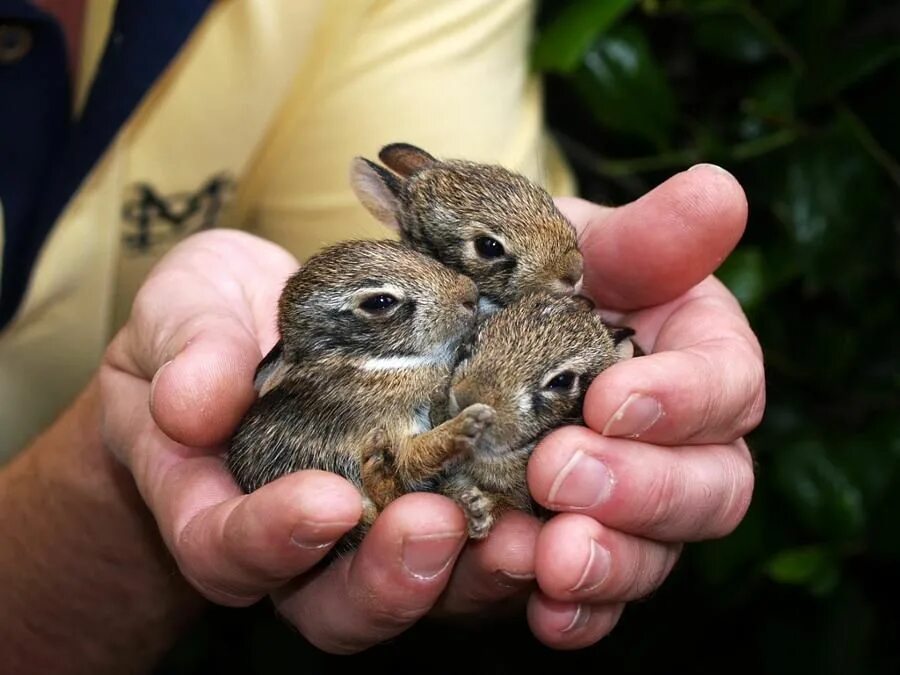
[533,0,900,672]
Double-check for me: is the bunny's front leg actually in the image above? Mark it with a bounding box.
[360,404,495,510]
[438,476,516,540]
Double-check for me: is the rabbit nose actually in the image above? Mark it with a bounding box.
[555,260,584,295]
[563,258,584,287]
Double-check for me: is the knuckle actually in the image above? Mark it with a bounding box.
[684,338,766,443]
[348,584,428,632]
[176,549,259,607]
[709,444,756,538]
[367,601,427,628]
[612,541,677,601]
[636,463,687,534]
[737,359,767,437]
[680,348,721,442]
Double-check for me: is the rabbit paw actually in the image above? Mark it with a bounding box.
[362,428,392,469]
[459,486,495,539]
[453,403,496,456]
[361,429,400,510]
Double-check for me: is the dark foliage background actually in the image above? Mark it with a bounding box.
[532,0,900,672]
[155,2,900,673]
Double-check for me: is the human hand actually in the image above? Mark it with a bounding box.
[489,164,761,648]
[378,164,761,650]
[99,229,520,654]
[98,162,761,655]
[420,164,761,646]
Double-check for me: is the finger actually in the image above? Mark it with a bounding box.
[527,426,754,542]
[431,510,541,617]
[526,593,625,650]
[177,470,364,604]
[556,163,747,310]
[585,279,766,445]
[273,493,467,655]
[109,229,298,449]
[100,365,363,605]
[534,513,681,604]
[146,319,263,448]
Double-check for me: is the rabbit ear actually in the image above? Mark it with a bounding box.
[254,339,289,396]
[350,157,404,230]
[607,325,644,360]
[569,294,596,311]
[378,142,438,176]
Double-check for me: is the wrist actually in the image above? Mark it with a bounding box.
[0,375,206,673]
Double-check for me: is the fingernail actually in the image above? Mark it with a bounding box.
[562,604,591,633]
[569,539,611,593]
[603,394,663,438]
[402,532,465,580]
[547,450,614,509]
[148,360,173,409]
[687,162,735,179]
[290,520,352,550]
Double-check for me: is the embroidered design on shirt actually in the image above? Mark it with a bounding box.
[122,172,235,252]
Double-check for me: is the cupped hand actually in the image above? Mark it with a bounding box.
[508,164,763,649]
[97,161,763,655]
[99,230,482,654]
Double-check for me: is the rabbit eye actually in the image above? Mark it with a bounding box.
[474,236,506,259]
[359,293,399,313]
[544,371,577,391]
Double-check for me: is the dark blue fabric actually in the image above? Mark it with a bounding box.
[0,0,213,330]
[0,0,70,329]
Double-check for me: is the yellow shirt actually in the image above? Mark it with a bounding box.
[0,0,574,458]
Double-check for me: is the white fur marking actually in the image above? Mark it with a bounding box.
[360,355,436,371]
[410,404,432,435]
[517,390,532,415]
[478,297,499,314]
[360,339,458,372]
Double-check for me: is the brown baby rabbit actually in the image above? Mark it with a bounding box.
[363,291,635,538]
[350,143,583,313]
[226,239,495,556]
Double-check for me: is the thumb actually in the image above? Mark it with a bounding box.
[557,164,748,311]
[105,230,297,450]
[148,317,263,449]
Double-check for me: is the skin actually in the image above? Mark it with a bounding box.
[0,163,761,668]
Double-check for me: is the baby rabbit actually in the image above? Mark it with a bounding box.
[350,142,583,313]
[226,239,495,555]
[365,292,635,538]
[442,292,636,536]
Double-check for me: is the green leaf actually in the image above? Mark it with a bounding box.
[717,245,766,310]
[802,41,900,105]
[742,69,799,128]
[692,13,771,63]
[765,545,841,596]
[570,24,677,149]
[768,126,889,301]
[775,439,866,540]
[532,0,638,73]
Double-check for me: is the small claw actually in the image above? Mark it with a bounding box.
[458,487,495,539]
[362,428,398,488]
[363,453,384,471]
